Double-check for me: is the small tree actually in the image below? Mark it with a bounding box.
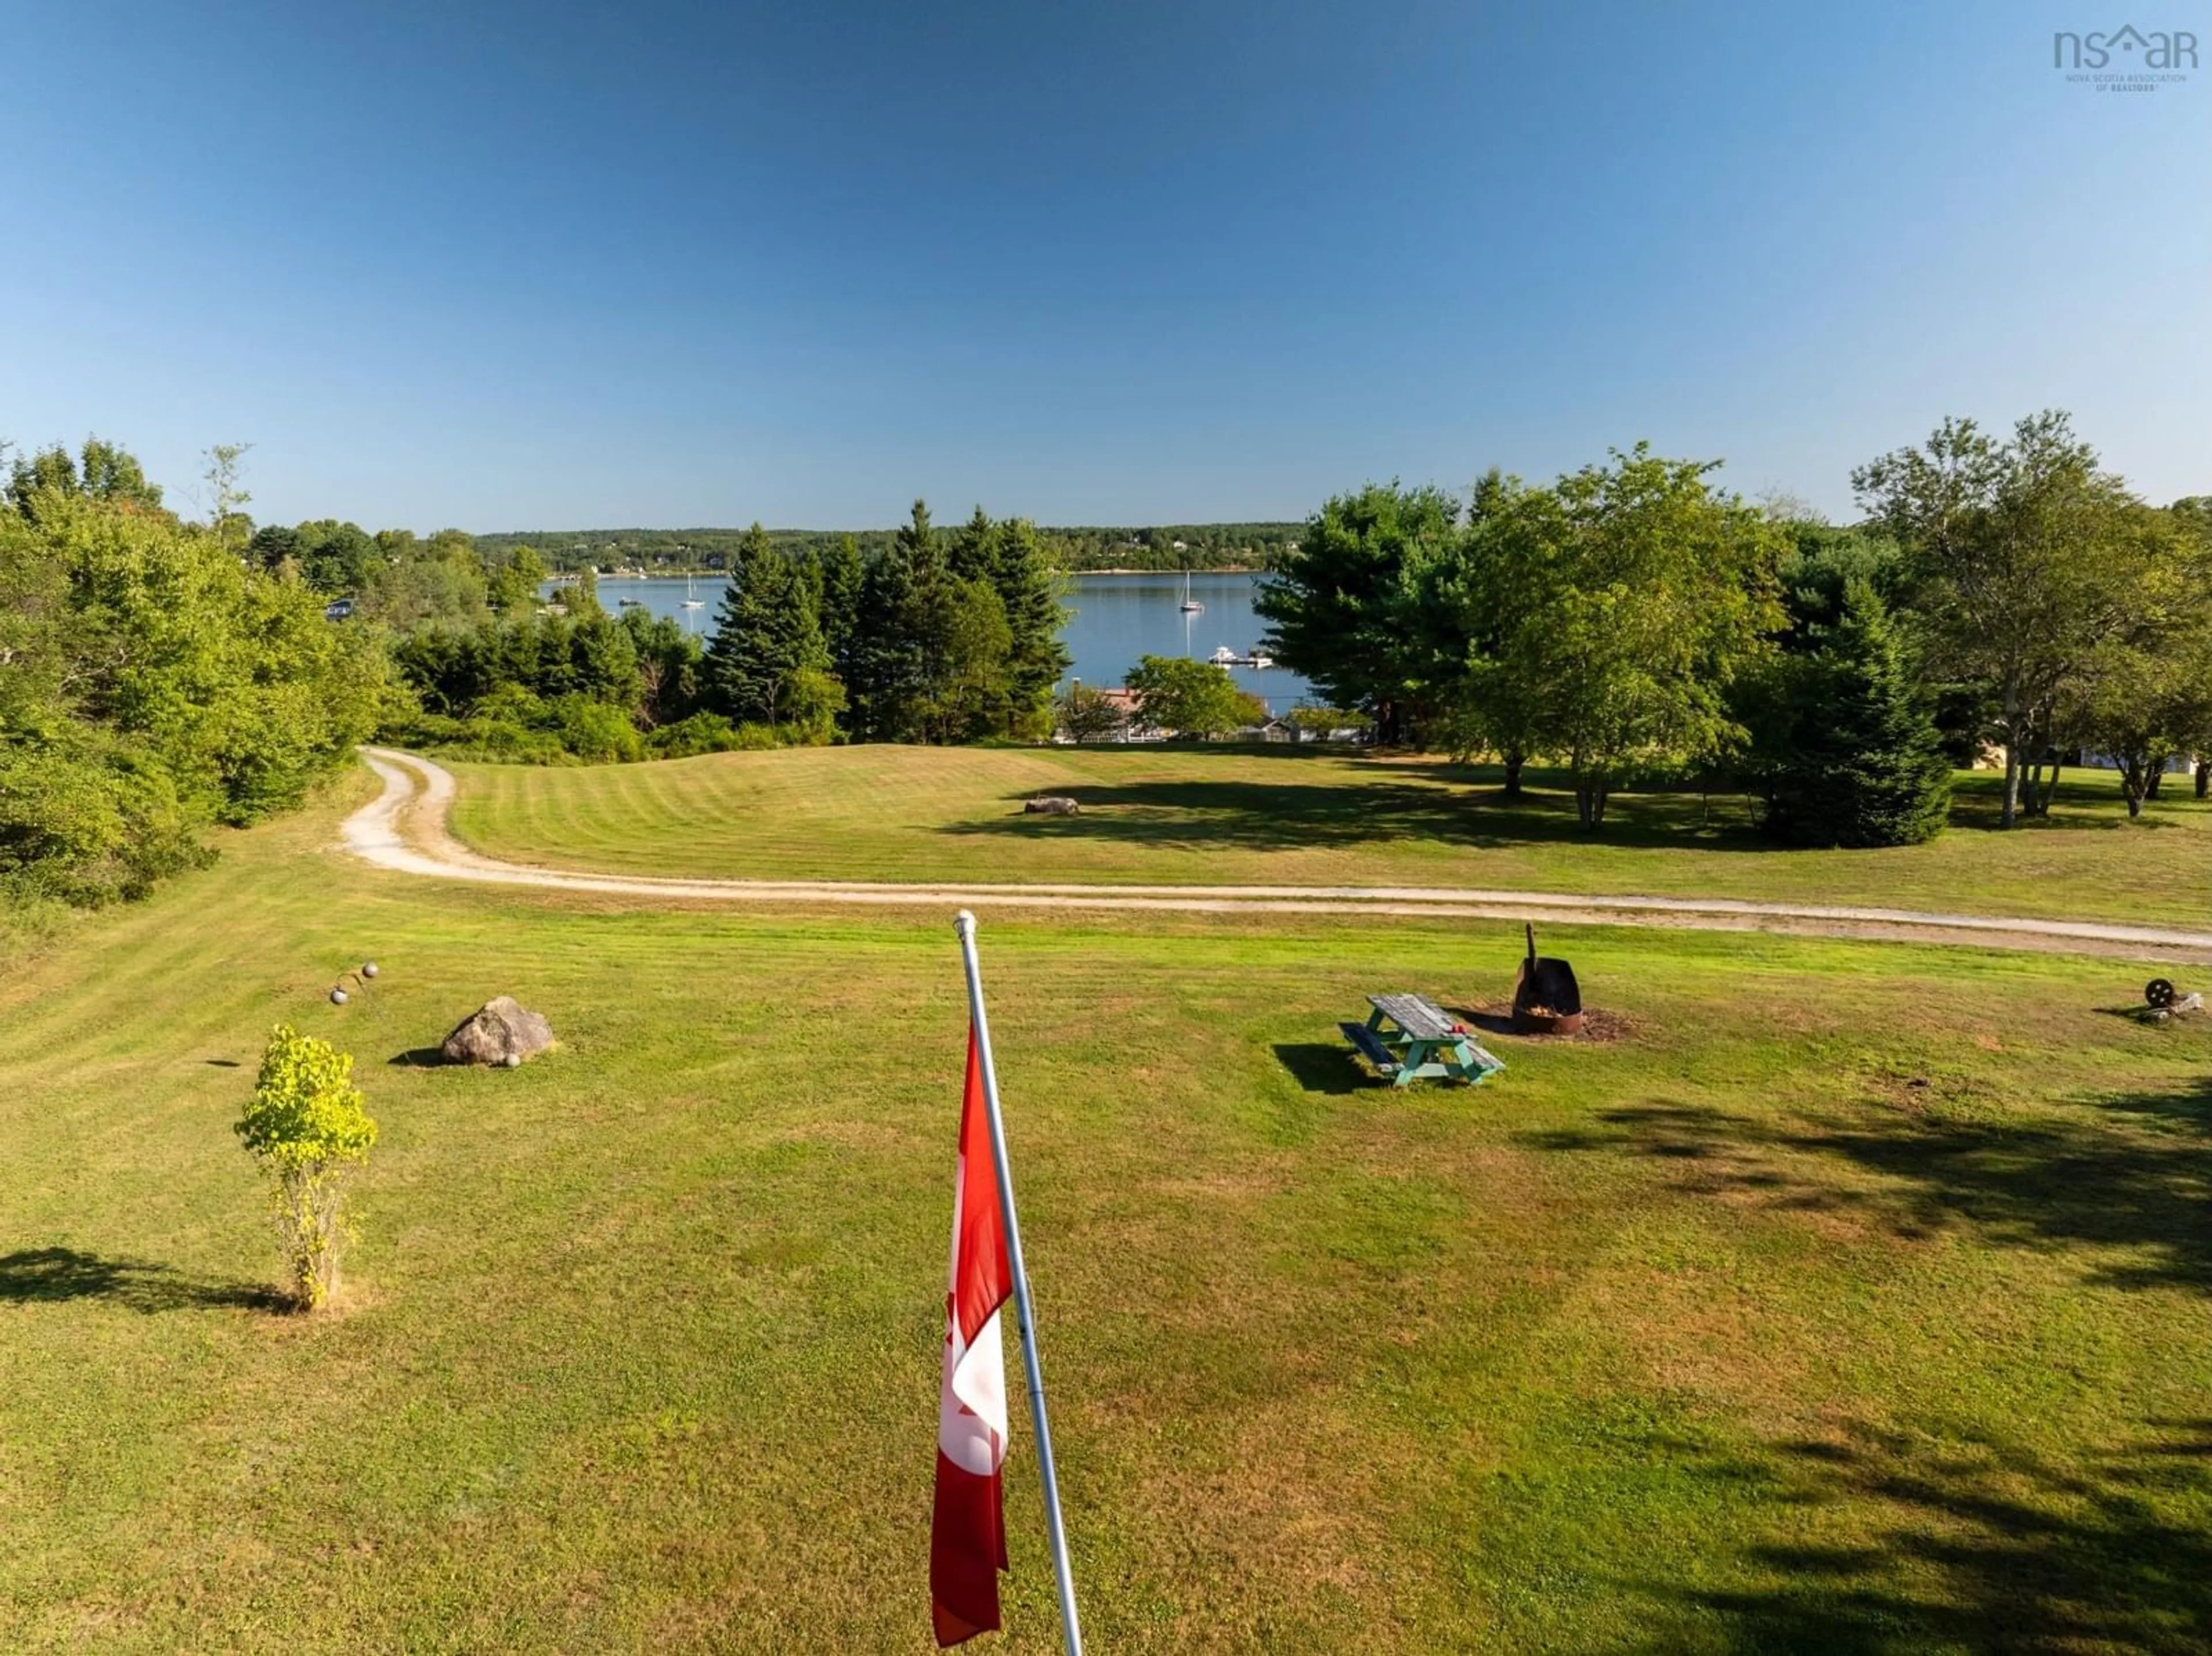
[237,1025,378,1310]
[1762,581,1953,847]
[1286,704,1373,742]
[1058,685,1128,744]
[1123,654,1247,739]
[202,442,253,555]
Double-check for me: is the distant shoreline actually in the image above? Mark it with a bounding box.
[1069,565,1263,577]
[554,566,1269,582]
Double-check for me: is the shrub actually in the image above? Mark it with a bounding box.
[381,713,570,765]
[647,711,746,757]
[237,1025,378,1310]
[546,695,644,763]
[0,729,209,905]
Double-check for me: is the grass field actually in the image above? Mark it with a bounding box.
[2,760,2209,1652]
[444,745,2211,926]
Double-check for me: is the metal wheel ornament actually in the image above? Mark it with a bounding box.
[2146,978,2176,1010]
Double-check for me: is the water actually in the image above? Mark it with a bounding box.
[552,570,1313,713]
[1057,570,1310,711]
[575,575,728,635]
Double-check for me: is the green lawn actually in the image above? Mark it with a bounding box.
[1,767,2208,1651]
[445,745,2211,927]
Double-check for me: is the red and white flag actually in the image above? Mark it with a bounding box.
[931,1029,1014,1646]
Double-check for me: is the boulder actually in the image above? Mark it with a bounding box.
[1024,796,1081,816]
[441,996,555,1066]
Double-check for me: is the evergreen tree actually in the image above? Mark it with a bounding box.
[949,505,1000,584]
[706,523,825,725]
[847,541,918,740]
[1763,581,1952,848]
[993,517,1070,737]
[816,533,866,704]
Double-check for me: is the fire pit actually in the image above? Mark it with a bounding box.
[1511,923,1584,1035]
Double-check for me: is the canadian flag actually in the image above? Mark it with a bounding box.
[931,1029,1015,1646]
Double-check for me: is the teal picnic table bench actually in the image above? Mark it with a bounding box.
[1341,993,1505,1087]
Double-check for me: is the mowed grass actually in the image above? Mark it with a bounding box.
[445,745,2212,926]
[1,772,2209,1652]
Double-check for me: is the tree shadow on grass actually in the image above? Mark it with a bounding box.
[1521,1078,2212,1294]
[0,1247,289,1314]
[945,776,1782,855]
[1624,1422,2212,1654]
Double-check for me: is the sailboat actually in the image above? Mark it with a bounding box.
[679,570,706,629]
[1179,569,1203,613]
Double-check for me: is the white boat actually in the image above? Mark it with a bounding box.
[1209,645,1237,665]
[1179,569,1203,613]
[679,571,705,611]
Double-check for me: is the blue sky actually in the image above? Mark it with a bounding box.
[1,1,2203,529]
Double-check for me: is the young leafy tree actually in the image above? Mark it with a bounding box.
[1487,446,1785,828]
[292,519,380,593]
[78,438,165,511]
[1056,685,1128,744]
[6,437,168,521]
[201,443,253,555]
[486,542,548,614]
[2062,505,2212,817]
[1123,654,1249,740]
[1762,581,1953,847]
[237,1025,377,1311]
[1418,469,1562,794]
[1853,411,2143,828]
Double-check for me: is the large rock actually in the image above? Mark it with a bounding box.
[441,996,555,1066]
[1024,795,1080,816]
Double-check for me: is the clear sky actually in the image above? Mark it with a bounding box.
[2,1,2203,530]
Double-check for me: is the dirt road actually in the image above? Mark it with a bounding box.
[343,748,2212,962]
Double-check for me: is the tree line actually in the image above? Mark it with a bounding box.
[472,520,1299,574]
[1257,413,2212,842]
[9,412,2203,918]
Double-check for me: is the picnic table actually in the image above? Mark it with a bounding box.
[1340,993,1505,1087]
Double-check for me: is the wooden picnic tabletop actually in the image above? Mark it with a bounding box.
[1368,992,1457,1041]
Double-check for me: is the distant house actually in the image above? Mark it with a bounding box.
[1066,686,1158,743]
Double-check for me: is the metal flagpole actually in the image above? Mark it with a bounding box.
[953,910,1085,1656]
